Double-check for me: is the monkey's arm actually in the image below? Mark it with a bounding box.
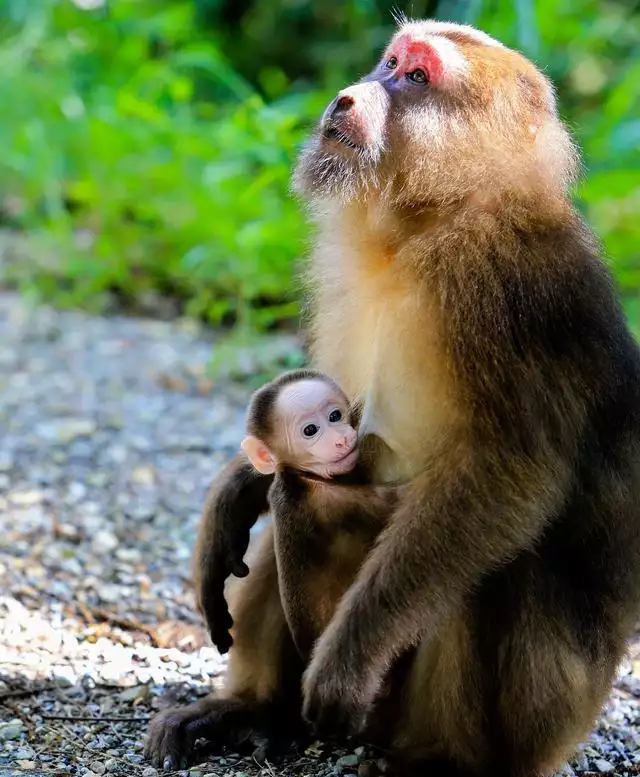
[193,455,272,653]
[302,443,571,731]
[272,470,397,658]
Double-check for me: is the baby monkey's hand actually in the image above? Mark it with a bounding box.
[195,457,272,653]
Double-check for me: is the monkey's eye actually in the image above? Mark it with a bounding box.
[303,424,319,438]
[385,56,398,69]
[406,69,428,84]
[328,409,343,423]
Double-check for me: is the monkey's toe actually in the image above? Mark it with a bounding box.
[144,707,199,769]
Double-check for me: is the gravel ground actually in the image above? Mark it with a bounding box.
[0,291,638,777]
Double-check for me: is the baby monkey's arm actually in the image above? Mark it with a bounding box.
[271,468,399,658]
[193,455,272,653]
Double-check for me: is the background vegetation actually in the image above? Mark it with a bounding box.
[0,0,638,336]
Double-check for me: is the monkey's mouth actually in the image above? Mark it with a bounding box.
[330,446,359,473]
[322,125,361,150]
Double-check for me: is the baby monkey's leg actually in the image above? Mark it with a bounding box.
[146,527,305,769]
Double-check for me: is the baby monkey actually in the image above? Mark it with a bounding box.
[241,369,398,658]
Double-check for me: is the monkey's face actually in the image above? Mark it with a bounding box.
[275,379,359,479]
[293,20,577,207]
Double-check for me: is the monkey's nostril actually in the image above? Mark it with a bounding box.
[333,95,355,115]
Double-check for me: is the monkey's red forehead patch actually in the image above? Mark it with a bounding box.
[389,34,445,85]
[386,32,466,86]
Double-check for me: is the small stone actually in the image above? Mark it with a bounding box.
[17,761,38,769]
[91,762,107,775]
[115,547,142,563]
[38,418,97,443]
[354,746,366,760]
[142,768,158,777]
[188,771,202,777]
[132,465,155,485]
[92,530,119,554]
[67,481,87,502]
[0,721,25,741]
[125,753,144,764]
[357,764,373,777]
[573,755,589,772]
[105,759,119,772]
[118,684,149,702]
[9,489,45,506]
[13,747,36,759]
[98,584,122,604]
[594,760,615,773]
[52,666,76,687]
[337,755,359,768]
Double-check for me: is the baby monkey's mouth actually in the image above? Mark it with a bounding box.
[330,445,359,473]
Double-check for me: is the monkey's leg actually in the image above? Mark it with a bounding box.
[145,526,304,770]
[388,562,623,777]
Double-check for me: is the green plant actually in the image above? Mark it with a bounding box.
[0,0,637,336]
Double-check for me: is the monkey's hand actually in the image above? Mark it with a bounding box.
[301,617,381,738]
[194,456,272,653]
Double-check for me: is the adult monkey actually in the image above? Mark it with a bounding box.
[146,19,640,776]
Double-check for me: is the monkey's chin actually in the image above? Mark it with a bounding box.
[292,137,377,203]
[321,129,361,152]
[326,447,359,476]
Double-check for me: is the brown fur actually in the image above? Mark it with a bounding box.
[269,468,397,657]
[146,20,640,777]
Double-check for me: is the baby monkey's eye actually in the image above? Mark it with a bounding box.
[406,69,428,84]
[328,409,343,423]
[303,424,319,438]
[385,56,398,69]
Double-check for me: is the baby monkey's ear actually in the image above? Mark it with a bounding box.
[241,436,277,475]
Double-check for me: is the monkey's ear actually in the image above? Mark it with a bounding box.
[241,436,277,475]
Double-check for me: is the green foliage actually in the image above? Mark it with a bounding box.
[0,0,326,329]
[0,0,638,334]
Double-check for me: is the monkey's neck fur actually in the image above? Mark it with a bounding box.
[308,192,586,484]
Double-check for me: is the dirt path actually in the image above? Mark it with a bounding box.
[0,293,638,776]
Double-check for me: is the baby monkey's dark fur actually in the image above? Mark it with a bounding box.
[210,367,397,659]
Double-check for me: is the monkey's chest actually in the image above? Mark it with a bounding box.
[328,288,450,483]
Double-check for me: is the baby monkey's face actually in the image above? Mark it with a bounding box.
[276,379,358,478]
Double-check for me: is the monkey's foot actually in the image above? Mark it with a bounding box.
[144,695,270,770]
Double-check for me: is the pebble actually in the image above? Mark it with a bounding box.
[142,769,158,777]
[104,759,119,772]
[92,530,119,554]
[337,755,359,768]
[594,759,615,772]
[0,722,24,741]
[13,747,36,759]
[91,762,107,775]
[52,666,77,687]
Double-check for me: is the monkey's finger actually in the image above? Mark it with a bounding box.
[231,560,250,578]
[145,711,190,770]
[212,628,233,654]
